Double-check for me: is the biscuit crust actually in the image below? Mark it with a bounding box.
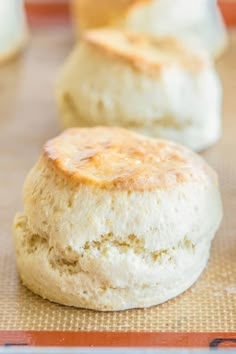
[82,30,205,76]
[72,0,151,30]
[44,127,215,191]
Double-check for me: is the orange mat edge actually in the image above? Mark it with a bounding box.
[0,331,236,348]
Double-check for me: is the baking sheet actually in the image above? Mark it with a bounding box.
[0,26,235,345]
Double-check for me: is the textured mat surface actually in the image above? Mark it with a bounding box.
[0,28,235,332]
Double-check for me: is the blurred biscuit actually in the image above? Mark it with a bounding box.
[0,1,27,64]
[72,0,227,58]
[57,29,222,151]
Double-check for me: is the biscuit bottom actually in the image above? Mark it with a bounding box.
[59,102,221,152]
[14,214,213,311]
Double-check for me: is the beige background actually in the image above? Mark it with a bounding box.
[0,27,235,332]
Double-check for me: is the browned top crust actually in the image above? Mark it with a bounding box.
[82,29,205,75]
[73,0,152,29]
[44,127,216,191]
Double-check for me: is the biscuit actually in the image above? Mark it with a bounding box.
[13,127,222,311]
[0,1,27,64]
[72,0,227,58]
[56,30,222,151]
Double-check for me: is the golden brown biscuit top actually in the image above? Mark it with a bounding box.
[82,30,205,75]
[44,127,215,191]
[73,0,152,29]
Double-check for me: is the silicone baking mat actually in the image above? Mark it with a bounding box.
[0,26,235,348]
